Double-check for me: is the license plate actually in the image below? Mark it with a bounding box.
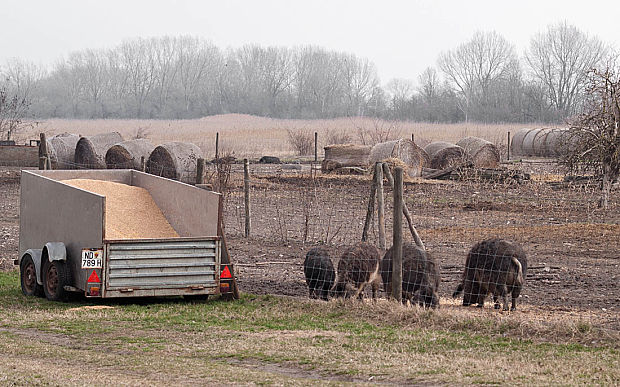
[81,249,103,269]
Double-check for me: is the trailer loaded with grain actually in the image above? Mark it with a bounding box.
[16,169,237,301]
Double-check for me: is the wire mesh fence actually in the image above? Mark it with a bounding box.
[1,156,618,335]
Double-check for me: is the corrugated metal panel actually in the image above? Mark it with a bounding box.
[106,239,219,290]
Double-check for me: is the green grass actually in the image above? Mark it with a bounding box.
[0,270,618,385]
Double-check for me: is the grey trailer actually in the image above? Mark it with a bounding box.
[16,169,237,301]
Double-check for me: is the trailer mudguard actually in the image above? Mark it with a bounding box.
[21,249,43,285]
[43,242,67,263]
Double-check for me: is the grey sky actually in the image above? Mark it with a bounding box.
[3,0,619,85]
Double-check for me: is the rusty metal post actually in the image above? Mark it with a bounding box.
[376,163,386,250]
[314,132,318,162]
[243,158,251,237]
[39,133,47,170]
[507,131,511,161]
[196,158,205,185]
[215,132,219,162]
[392,167,403,302]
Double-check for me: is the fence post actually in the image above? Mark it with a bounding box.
[392,167,403,302]
[376,163,386,250]
[243,158,251,237]
[215,132,219,161]
[38,133,47,170]
[196,158,205,185]
[140,156,146,172]
[361,166,378,242]
[411,133,415,143]
[507,131,511,161]
[314,131,318,162]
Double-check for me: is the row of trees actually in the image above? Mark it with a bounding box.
[0,22,613,128]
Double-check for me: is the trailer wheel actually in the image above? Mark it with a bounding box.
[43,260,70,301]
[20,255,44,297]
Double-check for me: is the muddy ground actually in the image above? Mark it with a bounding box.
[1,165,618,330]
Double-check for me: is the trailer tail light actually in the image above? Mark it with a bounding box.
[88,286,100,297]
[86,269,102,297]
[219,264,234,295]
[220,283,230,293]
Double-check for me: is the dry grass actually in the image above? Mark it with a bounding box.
[24,115,538,159]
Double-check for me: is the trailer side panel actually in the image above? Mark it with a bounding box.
[19,171,105,289]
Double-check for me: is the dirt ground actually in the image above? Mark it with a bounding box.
[1,164,619,331]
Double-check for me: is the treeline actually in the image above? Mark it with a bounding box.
[0,22,611,123]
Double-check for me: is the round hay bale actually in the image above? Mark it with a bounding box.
[369,139,429,177]
[105,139,155,170]
[322,144,371,172]
[74,132,124,169]
[146,142,203,183]
[456,137,500,168]
[423,141,468,169]
[46,133,80,169]
[510,128,536,157]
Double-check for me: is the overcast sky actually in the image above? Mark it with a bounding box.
[3,0,619,84]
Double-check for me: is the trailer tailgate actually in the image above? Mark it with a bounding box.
[104,238,220,297]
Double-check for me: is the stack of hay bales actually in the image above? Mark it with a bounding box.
[456,137,500,168]
[105,139,155,170]
[146,142,203,184]
[511,128,569,157]
[369,139,429,177]
[322,144,371,172]
[46,133,80,169]
[74,132,124,169]
[423,141,468,169]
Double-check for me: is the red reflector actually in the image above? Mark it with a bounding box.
[87,270,101,283]
[220,266,232,279]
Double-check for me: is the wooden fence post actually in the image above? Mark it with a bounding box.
[140,156,146,172]
[361,165,378,242]
[39,133,47,170]
[376,163,386,250]
[243,158,251,237]
[392,167,403,302]
[196,158,205,185]
[215,132,219,161]
[411,133,415,143]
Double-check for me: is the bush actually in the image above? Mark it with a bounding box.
[287,129,314,156]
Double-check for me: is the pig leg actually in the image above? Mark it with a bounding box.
[511,286,521,311]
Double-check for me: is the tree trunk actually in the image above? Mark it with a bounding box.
[599,164,616,209]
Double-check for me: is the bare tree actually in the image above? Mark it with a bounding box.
[0,86,30,141]
[417,67,441,121]
[563,66,620,209]
[526,22,607,118]
[438,31,517,121]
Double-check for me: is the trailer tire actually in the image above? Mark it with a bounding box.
[43,260,70,301]
[20,255,44,297]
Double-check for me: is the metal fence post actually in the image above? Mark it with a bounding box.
[314,131,318,162]
[244,158,251,237]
